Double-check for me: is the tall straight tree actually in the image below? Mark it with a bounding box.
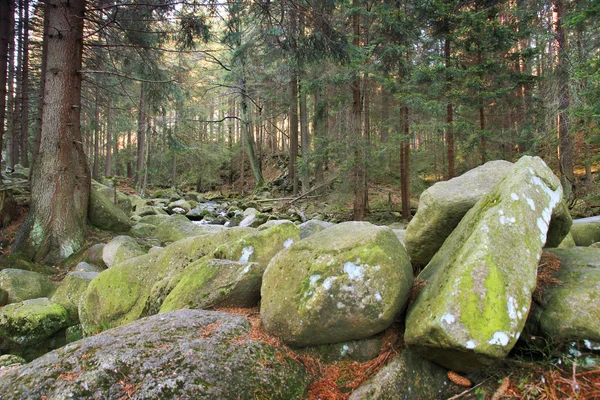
[13,0,90,263]
[0,0,14,179]
[352,0,367,220]
[18,0,29,167]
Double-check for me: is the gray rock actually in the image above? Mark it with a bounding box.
[570,216,600,246]
[0,298,69,348]
[130,222,156,238]
[138,214,171,226]
[0,354,26,368]
[533,248,600,343]
[85,243,106,268]
[51,272,98,324]
[160,259,264,312]
[0,310,311,400]
[261,222,413,346]
[168,199,192,214]
[74,262,102,273]
[298,220,334,239]
[349,350,449,400]
[303,337,382,363]
[88,186,133,232]
[0,269,57,304]
[153,215,207,243]
[404,160,514,267]
[102,235,146,268]
[405,156,568,372]
[94,183,132,215]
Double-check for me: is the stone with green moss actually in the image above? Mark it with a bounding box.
[0,298,69,348]
[0,269,57,304]
[133,205,167,217]
[534,248,600,343]
[301,336,382,363]
[0,254,59,276]
[160,259,264,313]
[79,228,255,334]
[168,199,192,214]
[558,232,577,248]
[569,217,600,246]
[138,214,171,226]
[88,186,133,232]
[405,156,567,372]
[298,220,334,239]
[130,222,156,238]
[0,354,26,367]
[92,181,132,215]
[51,272,98,325]
[213,221,300,268]
[261,221,413,346]
[0,310,311,399]
[404,160,514,268]
[101,235,146,268]
[348,350,449,400]
[152,215,208,243]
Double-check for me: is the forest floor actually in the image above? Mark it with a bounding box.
[1,176,600,399]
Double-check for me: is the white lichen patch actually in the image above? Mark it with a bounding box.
[337,302,345,309]
[283,238,294,248]
[239,246,254,262]
[374,292,382,301]
[511,193,520,201]
[344,262,365,281]
[466,340,477,349]
[507,296,518,320]
[323,277,336,291]
[537,217,549,243]
[441,314,455,325]
[488,331,510,346]
[481,224,490,233]
[309,275,321,286]
[526,197,536,211]
[242,264,251,274]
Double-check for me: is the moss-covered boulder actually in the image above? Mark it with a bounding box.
[348,350,449,400]
[160,259,264,313]
[299,220,335,239]
[213,221,300,268]
[84,243,106,268]
[0,269,57,304]
[0,289,7,306]
[404,160,514,268]
[168,199,192,214]
[0,298,69,350]
[261,222,413,346]
[0,310,311,399]
[133,205,167,217]
[532,248,600,343]
[51,272,98,324]
[302,336,382,363]
[569,216,600,246]
[152,215,207,243]
[130,222,156,238]
[138,214,171,226]
[79,228,255,334]
[101,235,146,268]
[93,182,132,215]
[558,232,577,248]
[74,262,101,273]
[88,186,132,232]
[239,208,269,228]
[405,156,567,372]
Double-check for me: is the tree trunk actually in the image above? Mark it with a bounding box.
[32,2,48,167]
[12,0,90,263]
[313,87,326,185]
[352,0,367,221]
[5,4,15,170]
[0,0,14,178]
[240,78,264,189]
[401,105,410,220]
[289,73,299,195]
[92,85,100,180]
[299,79,310,193]
[553,0,574,189]
[445,37,455,179]
[105,98,112,176]
[136,82,146,189]
[127,130,132,179]
[480,106,486,164]
[18,0,29,167]
[11,0,23,168]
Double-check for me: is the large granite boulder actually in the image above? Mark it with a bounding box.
[0,298,69,358]
[88,186,132,232]
[531,248,600,344]
[213,220,300,268]
[168,199,193,214]
[152,215,207,243]
[51,272,98,324]
[160,259,264,312]
[569,216,600,246]
[79,228,255,334]
[0,310,311,399]
[261,222,413,346]
[404,160,514,268]
[93,182,132,215]
[101,235,146,268]
[405,156,569,372]
[349,350,449,400]
[299,220,335,239]
[0,269,57,304]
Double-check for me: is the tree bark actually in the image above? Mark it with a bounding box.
[136,82,146,189]
[299,79,310,193]
[445,37,455,179]
[32,2,48,167]
[289,73,299,195]
[239,78,264,189]
[552,0,574,189]
[0,0,14,178]
[18,0,29,167]
[12,0,90,263]
[352,0,367,221]
[105,98,112,176]
[401,105,410,221]
[11,0,23,167]
[5,3,15,170]
[92,85,100,180]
